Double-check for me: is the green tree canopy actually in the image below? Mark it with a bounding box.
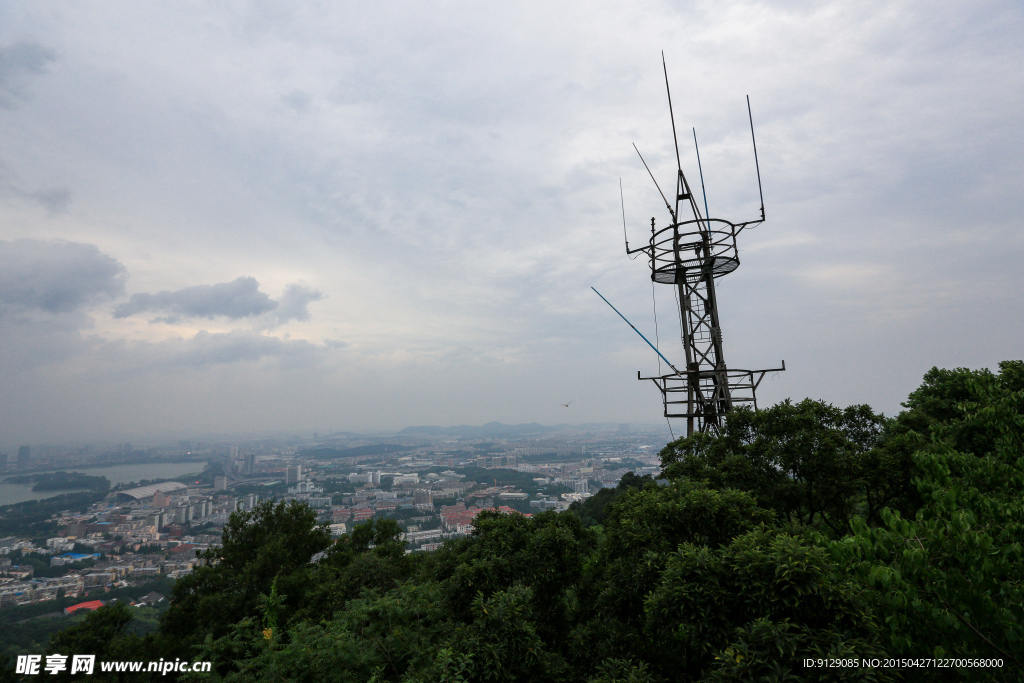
[659,399,899,533]
[160,500,331,656]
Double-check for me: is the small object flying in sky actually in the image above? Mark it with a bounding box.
[561,401,573,408]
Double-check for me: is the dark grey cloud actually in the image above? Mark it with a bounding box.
[28,187,72,214]
[0,239,126,314]
[260,283,324,329]
[113,276,277,323]
[0,41,56,110]
[0,160,72,214]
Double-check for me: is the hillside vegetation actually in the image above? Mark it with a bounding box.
[30,361,1024,681]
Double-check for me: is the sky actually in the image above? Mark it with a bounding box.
[1,1,1022,447]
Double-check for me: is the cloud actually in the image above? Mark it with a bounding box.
[258,283,324,329]
[113,276,277,322]
[0,239,126,314]
[0,160,73,215]
[28,187,72,214]
[154,329,321,367]
[0,41,56,110]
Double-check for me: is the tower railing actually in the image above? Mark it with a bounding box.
[647,218,743,285]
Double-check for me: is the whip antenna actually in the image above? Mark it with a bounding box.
[620,178,631,254]
[692,128,711,232]
[591,287,681,374]
[747,95,765,221]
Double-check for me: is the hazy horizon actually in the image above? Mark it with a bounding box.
[2,419,676,454]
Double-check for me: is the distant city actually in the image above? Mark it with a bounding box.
[0,422,669,609]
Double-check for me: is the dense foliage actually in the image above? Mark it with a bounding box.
[31,361,1024,681]
[3,472,110,492]
[0,491,108,537]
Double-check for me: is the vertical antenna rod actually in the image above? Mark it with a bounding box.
[662,52,687,223]
[619,178,630,252]
[692,128,711,232]
[662,52,684,180]
[747,95,765,221]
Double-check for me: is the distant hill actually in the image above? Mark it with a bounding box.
[300,444,415,459]
[398,422,569,438]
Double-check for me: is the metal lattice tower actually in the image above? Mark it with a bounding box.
[622,58,784,437]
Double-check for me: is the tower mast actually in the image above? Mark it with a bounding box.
[619,58,784,437]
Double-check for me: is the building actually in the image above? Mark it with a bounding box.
[351,508,374,523]
[115,481,187,503]
[286,465,302,485]
[288,481,323,495]
[213,476,227,491]
[413,490,433,510]
[64,600,105,615]
[17,446,30,466]
[243,452,256,477]
[50,553,100,567]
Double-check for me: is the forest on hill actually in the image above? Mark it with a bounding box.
[13,361,1023,682]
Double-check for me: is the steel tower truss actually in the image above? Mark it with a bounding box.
[626,59,784,437]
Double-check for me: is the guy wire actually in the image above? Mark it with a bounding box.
[652,278,674,442]
[651,278,662,375]
[673,286,685,346]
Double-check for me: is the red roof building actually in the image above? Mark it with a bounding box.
[351,508,374,522]
[64,600,105,615]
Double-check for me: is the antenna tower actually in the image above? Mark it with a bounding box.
[619,57,784,437]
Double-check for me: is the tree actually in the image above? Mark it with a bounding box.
[160,500,330,657]
[569,472,655,527]
[572,481,773,670]
[47,602,144,682]
[832,365,1024,669]
[660,400,891,535]
[446,585,566,682]
[898,360,1024,458]
[294,518,413,624]
[645,530,891,681]
[436,510,595,647]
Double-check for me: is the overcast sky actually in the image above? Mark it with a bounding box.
[1,1,1021,448]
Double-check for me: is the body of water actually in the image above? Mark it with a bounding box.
[0,461,207,507]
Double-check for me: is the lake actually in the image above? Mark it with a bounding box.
[0,461,207,507]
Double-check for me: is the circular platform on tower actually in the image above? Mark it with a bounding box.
[648,218,741,285]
